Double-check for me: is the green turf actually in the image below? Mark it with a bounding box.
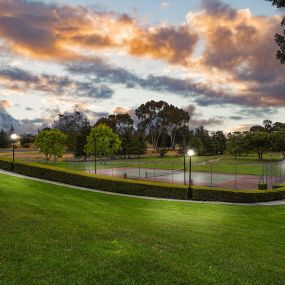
[0,173,285,285]
[46,153,284,176]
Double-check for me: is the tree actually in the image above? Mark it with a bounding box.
[53,111,87,153]
[263,119,273,132]
[135,100,169,151]
[270,131,285,158]
[160,104,190,149]
[85,124,121,157]
[267,0,285,63]
[250,125,265,132]
[74,119,91,159]
[20,134,35,148]
[0,129,10,148]
[246,132,270,160]
[35,129,67,162]
[212,131,227,155]
[227,132,244,158]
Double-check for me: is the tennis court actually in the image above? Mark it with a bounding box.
[86,167,262,190]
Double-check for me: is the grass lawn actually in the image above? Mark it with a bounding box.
[46,153,284,176]
[0,174,285,285]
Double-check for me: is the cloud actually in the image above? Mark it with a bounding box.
[0,0,198,65]
[183,104,224,129]
[0,66,114,100]
[113,107,130,114]
[0,99,12,111]
[160,2,170,9]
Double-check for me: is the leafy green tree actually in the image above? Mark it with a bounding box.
[189,137,204,156]
[74,119,91,159]
[270,131,285,158]
[35,129,67,162]
[267,0,285,63]
[212,131,227,155]
[227,132,244,158]
[85,124,121,157]
[0,129,10,148]
[54,111,87,154]
[246,132,270,160]
[160,104,190,149]
[135,100,169,151]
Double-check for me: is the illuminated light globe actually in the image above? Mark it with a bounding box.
[187,149,195,157]
[11,134,19,141]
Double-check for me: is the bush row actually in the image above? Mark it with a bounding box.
[192,186,285,203]
[0,159,284,203]
[0,159,189,200]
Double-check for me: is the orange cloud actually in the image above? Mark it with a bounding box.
[0,99,12,111]
[0,0,198,63]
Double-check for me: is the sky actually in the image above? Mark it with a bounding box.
[0,0,284,133]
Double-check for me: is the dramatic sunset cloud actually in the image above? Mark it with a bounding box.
[0,0,284,132]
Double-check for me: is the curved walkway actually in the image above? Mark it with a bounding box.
[0,169,284,206]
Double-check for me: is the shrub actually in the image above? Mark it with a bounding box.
[192,186,285,203]
[0,159,285,203]
[9,160,189,200]
[258,183,268,190]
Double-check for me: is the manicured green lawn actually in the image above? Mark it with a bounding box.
[0,174,285,284]
[46,153,284,176]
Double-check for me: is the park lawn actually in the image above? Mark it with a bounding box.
[0,174,285,285]
[46,153,284,176]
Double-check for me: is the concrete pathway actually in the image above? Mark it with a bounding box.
[0,169,285,207]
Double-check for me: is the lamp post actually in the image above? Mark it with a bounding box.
[11,133,19,171]
[94,135,97,174]
[182,135,186,185]
[187,149,195,189]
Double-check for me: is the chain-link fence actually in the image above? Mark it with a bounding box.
[261,160,285,189]
[49,156,285,190]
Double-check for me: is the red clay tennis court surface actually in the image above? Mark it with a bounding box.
[87,167,267,190]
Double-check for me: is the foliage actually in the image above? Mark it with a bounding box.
[246,132,270,160]
[1,158,285,203]
[35,129,67,161]
[0,129,10,148]
[74,119,91,159]
[85,124,121,157]
[53,111,88,153]
[267,0,285,63]
[270,130,285,157]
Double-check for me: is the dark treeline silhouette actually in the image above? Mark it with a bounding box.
[1,102,285,160]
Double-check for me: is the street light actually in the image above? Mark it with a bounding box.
[187,149,195,190]
[94,135,97,174]
[11,133,19,171]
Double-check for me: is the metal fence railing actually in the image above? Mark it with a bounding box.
[41,156,285,190]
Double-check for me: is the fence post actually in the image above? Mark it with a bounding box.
[210,164,213,186]
[234,160,237,189]
[138,156,141,180]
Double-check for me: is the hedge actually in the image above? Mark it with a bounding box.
[0,159,285,203]
[0,159,189,200]
[192,186,285,203]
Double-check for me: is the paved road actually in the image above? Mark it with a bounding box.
[0,169,284,206]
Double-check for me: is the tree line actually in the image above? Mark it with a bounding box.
[0,101,285,161]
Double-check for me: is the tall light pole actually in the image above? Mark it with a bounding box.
[187,149,195,189]
[11,133,19,172]
[182,135,186,185]
[94,135,97,174]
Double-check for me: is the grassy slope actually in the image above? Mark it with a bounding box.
[0,174,285,285]
[47,153,284,176]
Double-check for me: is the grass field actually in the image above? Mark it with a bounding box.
[46,153,284,176]
[0,173,285,285]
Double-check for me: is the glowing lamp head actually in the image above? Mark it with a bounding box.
[11,134,19,141]
[187,149,195,157]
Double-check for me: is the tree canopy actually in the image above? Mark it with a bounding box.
[85,124,121,157]
[267,0,285,63]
